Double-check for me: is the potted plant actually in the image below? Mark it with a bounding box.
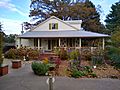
[0,31,8,76]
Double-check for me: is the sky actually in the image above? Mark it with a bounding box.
[0,0,119,35]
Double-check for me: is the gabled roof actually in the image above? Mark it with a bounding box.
[30,16,79,31]
[19,30,109,38]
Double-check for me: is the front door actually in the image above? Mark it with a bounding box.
[48,40,51,50]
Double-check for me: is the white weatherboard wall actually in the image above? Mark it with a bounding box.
[33,18,77,31]
[65,20,82,30]
[21,39,29,47]
[16,38,34,48]
[29,39,34,48]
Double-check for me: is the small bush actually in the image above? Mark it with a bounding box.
[28,50,39,60]
[90,73,97,78]
[71,66,95,78]
[107,47,120,69]
[71,69,85,78]
[17,48,27,59]
[31,62,49,76]
[5,48,39,60]
[54,47,60,56]
[4,49,17,59]
[69,50,80,60]
[59,49,68,60]
[84,66,93,74]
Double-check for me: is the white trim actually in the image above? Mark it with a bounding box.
[38,38,40,50]
[59,38,61,47]
[19,38,21,48]
[79,38,81,48]
[102,38,105,50]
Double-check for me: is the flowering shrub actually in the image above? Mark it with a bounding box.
[4,49,17,59]
[17,48,27,59]
[27,49,39,60]
[5,48,39,60]
[43,57,49,64]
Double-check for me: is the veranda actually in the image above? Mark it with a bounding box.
[18,37,105,52]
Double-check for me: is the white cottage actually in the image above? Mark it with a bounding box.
[16,16,108,51]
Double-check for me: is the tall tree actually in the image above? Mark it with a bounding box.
[105,1,120,34]
[4,34,17,43]
[30,0,104,33]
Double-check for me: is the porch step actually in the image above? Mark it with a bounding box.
[39,53,56,60]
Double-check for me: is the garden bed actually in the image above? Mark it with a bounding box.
[93,65,120,79]
[56,60,120,79]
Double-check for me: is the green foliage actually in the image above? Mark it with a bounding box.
[107,46,120,68]
[84,66,93,74]
[91,49,105,66]
[69,50,80,60]
[54,47,60,56]
[105,1,120,34]
[91,56,103,66]
[4,34,17,43]
[111,31,120,47]
[71,66,95,78]
[71,69,85,78]
[90,73,97,78]
[31,62,49,76]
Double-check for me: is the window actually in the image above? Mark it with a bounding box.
[49,23,58,30]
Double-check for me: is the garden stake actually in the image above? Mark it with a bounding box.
[49,76,53,90]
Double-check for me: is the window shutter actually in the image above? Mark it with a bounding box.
[56,23,58,29]
[49,23,51,30]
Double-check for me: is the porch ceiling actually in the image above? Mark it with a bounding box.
[18,30,109,38]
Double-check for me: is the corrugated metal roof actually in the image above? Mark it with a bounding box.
[18,30,109,38]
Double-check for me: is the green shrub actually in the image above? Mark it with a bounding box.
[91,56,104,66]
[54,47,60,56]
[71,69,84,78]
[71,66,95,78]
[90,73,97,78]
[107,47,120,69]
[31,62,49,76]
[69,50,80,60]
[84,66,93,74]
